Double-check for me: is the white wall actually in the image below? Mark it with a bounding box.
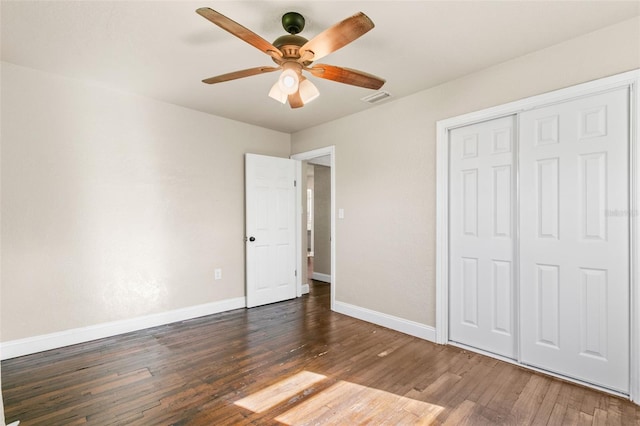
[291,17,640,327]
[0,62,290,342]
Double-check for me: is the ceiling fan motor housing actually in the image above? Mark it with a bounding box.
[272,34,308,60]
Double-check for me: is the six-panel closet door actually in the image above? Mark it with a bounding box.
[448,87,630,393]
[519,87,630,393]
[449,115,516,359]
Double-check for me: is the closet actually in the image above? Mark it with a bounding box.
[447,85,631,394]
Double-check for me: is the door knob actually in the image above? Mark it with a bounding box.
[249,236,255,242]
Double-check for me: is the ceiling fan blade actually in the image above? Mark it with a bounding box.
[298,12,374,62]
[196,8,283,59]
[307,64,385,90]
[288,91,304,109]
[202,66,280,84]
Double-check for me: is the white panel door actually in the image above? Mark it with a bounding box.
[245,154,297,308]
[449,115,516,358]
[519,88,629,393]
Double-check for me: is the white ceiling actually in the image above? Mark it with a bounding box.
[2,1,639,133]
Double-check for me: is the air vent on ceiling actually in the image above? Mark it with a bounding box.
[361,91,392,104]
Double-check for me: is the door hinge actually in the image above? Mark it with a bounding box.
[294,180,297,187]
[295,269,297,277]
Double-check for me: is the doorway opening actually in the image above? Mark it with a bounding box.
[292,146,336,311]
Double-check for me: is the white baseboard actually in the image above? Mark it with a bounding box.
[0,297,246,360]
[334,301,436,342]
[301,283,310,294]
[311,272,331,283]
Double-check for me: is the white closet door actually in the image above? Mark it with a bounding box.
[449,115,516,358]
[519,88,629,393]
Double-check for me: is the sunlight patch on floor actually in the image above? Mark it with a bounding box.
[234,370,326,413]
[276,380,444,424]
[235,369,444,424]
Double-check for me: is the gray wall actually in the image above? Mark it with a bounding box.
[313,165,331,277]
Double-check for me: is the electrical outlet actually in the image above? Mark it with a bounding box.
[214,268,222,280]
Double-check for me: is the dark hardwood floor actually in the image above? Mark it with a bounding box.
[2,282,639,425]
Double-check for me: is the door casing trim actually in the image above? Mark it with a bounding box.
[291,146,336,311]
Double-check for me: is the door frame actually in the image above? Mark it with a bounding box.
[435,69,640,402]
[291,146,336,311]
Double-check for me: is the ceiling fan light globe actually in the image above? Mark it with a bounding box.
[299,79,320,104]
[282,75,296,88]
[268,82,287,103]
[278,69,299,95]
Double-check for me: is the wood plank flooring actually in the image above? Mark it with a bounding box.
[2,282,639,425]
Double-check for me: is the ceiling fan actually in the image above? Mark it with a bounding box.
[196,7,386,108]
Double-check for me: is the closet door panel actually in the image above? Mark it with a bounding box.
[519,87,629,393]
[449,116,516,358]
